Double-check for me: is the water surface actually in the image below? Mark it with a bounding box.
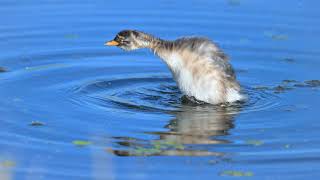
[1,0,320,179]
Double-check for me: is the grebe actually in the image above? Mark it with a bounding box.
[105,30,244,104]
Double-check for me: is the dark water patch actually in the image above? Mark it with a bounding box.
[253,86,270,91]
[29,121,45,127]
[254,79,320,94]
[0,67,7,72]
[295,80,320,88]
[226,0,241,6]
[282,79,298,84]
[282,57,296,63]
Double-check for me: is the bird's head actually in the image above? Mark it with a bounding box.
[105,30,152,51]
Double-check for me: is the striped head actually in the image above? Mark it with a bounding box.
[105,30,152,51]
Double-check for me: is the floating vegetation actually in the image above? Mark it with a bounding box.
[282,79,298,84]
[133,140,185,156]
[154,140,184,150]
[293,80,320,88]
[273,85,293,94]
[303,80,320,87]
[72,140,92,147]
[29,121,45,126]
[245,139,264,146]
[1,160,16,168]
[254,79,320,94]
[220,170,254,177]
[282,106,295,112]
[134,146,162,155]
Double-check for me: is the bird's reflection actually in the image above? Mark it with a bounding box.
[108,102,241,156]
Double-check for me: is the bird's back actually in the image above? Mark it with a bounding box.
[164,37,243,104]
[173,37,235,77]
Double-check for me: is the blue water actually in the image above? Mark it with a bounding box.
[1,0,320,179]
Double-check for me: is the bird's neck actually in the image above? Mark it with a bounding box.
[139,34,182,77]
[137,32,175,65]
[148,38,174,59]
[136,32,172,55]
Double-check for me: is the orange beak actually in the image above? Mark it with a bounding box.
[105,40,119,46]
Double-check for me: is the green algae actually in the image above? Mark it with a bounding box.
[220,170,254,177]
[72,140,92,147]
[1,160,16,168]
[245,139,264,146]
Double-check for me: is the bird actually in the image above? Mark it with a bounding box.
[105,30,245,104]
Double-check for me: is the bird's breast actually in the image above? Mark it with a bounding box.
[164,53,204,97]
[162,53,233,103]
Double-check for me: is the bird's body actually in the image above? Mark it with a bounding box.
[106,30,244,104]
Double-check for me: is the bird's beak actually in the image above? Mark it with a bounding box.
[105,40,119,46]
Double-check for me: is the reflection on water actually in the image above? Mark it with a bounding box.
[109,103,239,156]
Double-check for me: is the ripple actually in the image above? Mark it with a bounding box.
[68,75,281,114]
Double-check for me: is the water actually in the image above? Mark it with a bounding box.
[1,0,320,179]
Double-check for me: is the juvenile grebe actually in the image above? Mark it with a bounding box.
[105,30,244,104]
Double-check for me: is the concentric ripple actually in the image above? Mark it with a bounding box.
[68,75,281,114]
